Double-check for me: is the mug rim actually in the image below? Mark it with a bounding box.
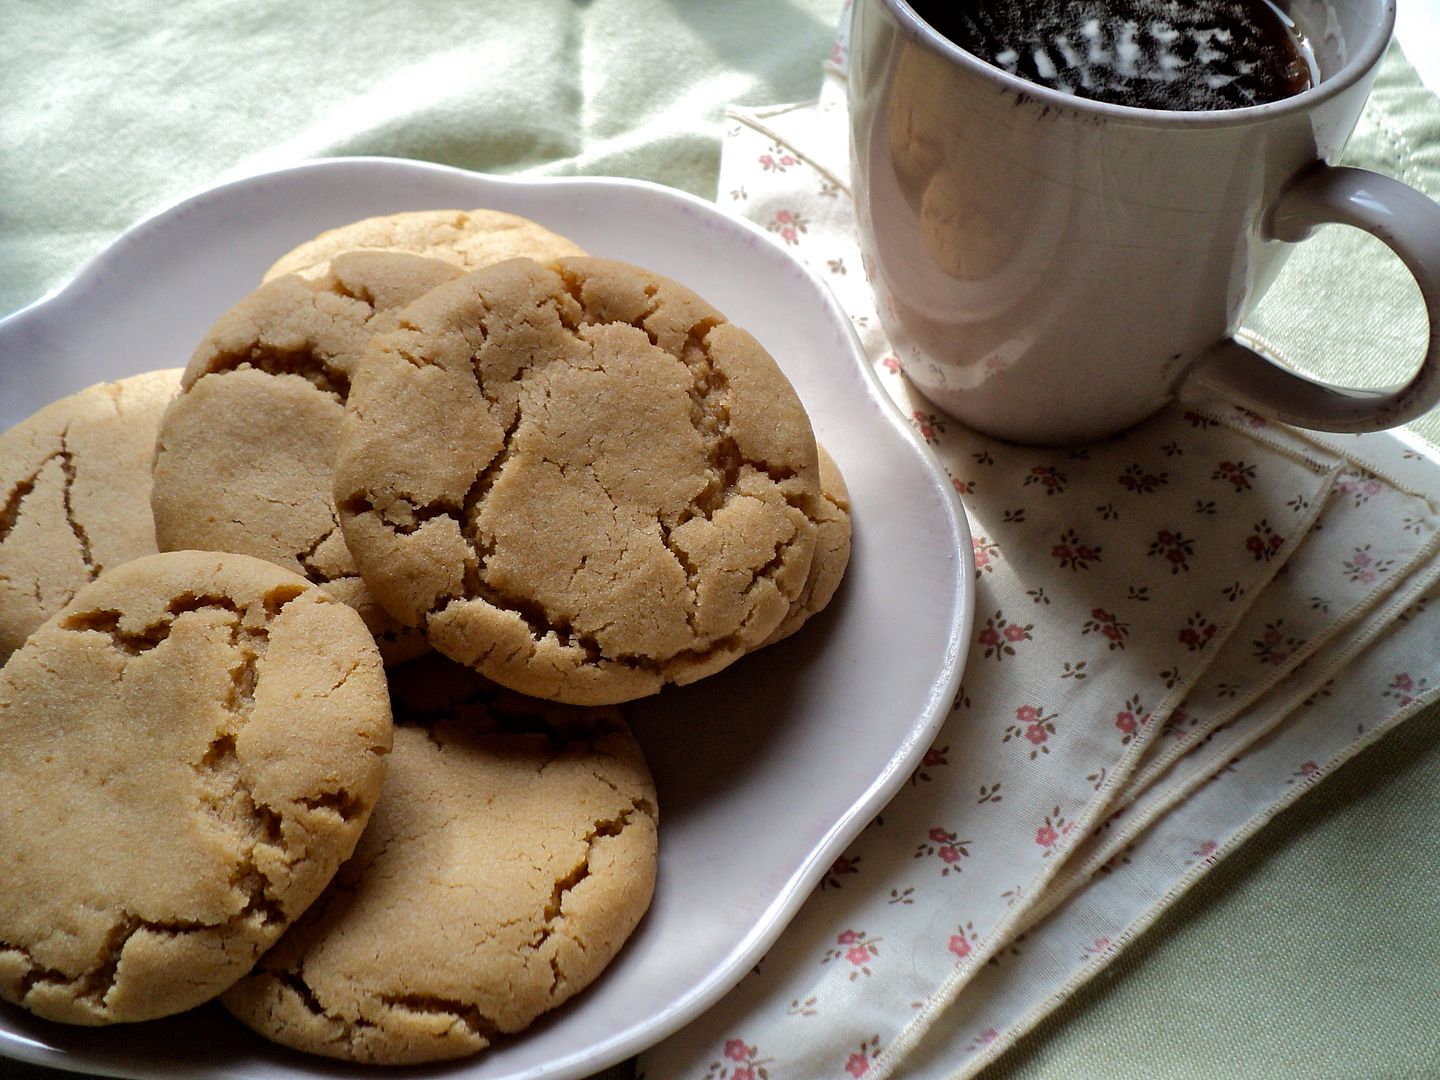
[883,0,1397,128]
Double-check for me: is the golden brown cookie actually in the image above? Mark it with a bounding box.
[262,207,586,282]
[759,444,851,646]
[152,251,464,663]
[333,256,823,705]
[0,551,392,1025]
[0,368,179,663]
[222,654,657,1065]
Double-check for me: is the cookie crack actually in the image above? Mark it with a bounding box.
[379,993,503,1042]
[204,346,351,402]
[531,797,654,998]
[4,903,270,1013]
[271,969,382,1050]
[294,522,341,581]
[58,428,99,578]
[60,609,171,654]
[0,453,60,548]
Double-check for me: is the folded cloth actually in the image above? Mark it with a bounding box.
[639,32,1440,1080]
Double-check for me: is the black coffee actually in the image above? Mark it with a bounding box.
[913,0,1316,110]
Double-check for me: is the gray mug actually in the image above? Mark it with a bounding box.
[848,0,1440,444]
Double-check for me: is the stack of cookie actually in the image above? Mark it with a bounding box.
[0,209,851,1065]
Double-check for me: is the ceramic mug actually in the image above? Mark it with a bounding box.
[848,0,1440,444]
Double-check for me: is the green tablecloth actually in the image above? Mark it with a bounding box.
[3,2,1438,1075]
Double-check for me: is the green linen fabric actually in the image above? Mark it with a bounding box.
[2,2,1438,1077]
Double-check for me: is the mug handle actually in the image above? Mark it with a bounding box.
[1180,164,1440,432]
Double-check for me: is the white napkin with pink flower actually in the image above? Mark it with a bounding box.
[637,15,1440,1080]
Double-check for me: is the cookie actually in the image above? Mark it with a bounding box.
[333,256,823,705]
[222,654,657,1065]
[262,208,586,282]
[0,551,392,1025]
[759,443,851,646]
[152,251,463,663]
[0,368,179,663]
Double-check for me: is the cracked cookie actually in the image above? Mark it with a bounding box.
[152,251,464,663]
[221,653,657,1064]
[334,255,823,705]
[759,443,852,647]
[0,368,180,664]
[0,550,392,1025]
[262,207,586,282]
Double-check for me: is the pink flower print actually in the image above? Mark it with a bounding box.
[972,535,998,577]
[1336,469,1384,507]
[1082,607,1130,650]
[1213,460,1256,491]
[844,1036,882,1076]
[1285,760,1322,786]
[1178,612,1218,651]
[1113,695,1150,745]
[1253,620,1303,665]
[822,930,880,978]
[1382,671,1428,707]
[955,476,976,495]
[709,1038,772,1079]
[1003,705,1058,759]
[949,920,978,960]
[1035,806,1072,855]
[758,145,798,172]
[915,827,971,875]
[1022,464,1068,494]
[1052,527,1102,571]
[822,854,861,890]
[912,409,946,443]
[978,610,1033,661]
[767,209,808,245]
[1118,463,1169,494]
[979,1028,999,1044]
[881,354,902,374]
[910,742,950,785]
[1245,519,1284,561]
[1197,840,1219,857]
[1148,529,1195,573]
[1344,544,1393,584]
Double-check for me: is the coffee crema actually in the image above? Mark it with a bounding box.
[912,0,1317,111]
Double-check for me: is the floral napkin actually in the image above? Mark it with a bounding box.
[637,17,1440,1080]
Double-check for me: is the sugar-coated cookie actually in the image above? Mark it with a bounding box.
[333,256,823,705]
[262,207,586,282]
[152,251,463,663]
[0,368,180,663]
[760,443,852,646]
[0,551,392,1024]
[222,654,657,1064]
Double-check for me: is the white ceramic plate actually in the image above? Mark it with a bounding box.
[0,158,973,1079]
